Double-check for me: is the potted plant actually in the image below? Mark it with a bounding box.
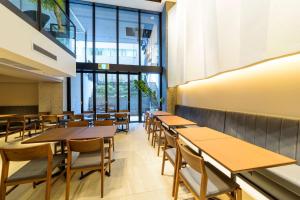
[133,79,165,111]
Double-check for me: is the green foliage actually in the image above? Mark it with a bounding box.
[29,0,65,11]
[133,80,164,109]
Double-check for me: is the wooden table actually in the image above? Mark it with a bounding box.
[22,126,116,144]
[177,127,232,142]
[149,111,172,118]
[179,127,296,174]
[0,114,16,119]
[156,115,197,130]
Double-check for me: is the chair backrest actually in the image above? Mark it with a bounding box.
[177,139,208,199]
[115,113,128,119]
[119,110,129,113]
[73,114,84,121]
[67,138,104,153]
[42,115,58,123]
[96,114,111,120]
[0,144,52,162]
[94,120,114,126]
[7,115,25,127]
[153,120,161,131]
[67,120,89,127]
[164,130,177,148]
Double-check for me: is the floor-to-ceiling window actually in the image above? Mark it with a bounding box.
[119,10,139,65]
[95,6,117,64]
[69,1,162,121]
[140,13,160,66]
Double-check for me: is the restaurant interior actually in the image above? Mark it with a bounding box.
[0,0,300,199]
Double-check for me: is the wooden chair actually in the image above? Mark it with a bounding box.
[96,114,111,121]
[66,138,108,199]
[41,115,59,132]
[0,144,65,200]
[94,120,115,152]
[67,120,89,127]
[73,114,84,121]
[147,117,155,141]
[174,139,242,200]
[115,113,129,133]
[5,115,36,142]
[152,120,165,156]
[144,112,150,131]
[161,130,178,196]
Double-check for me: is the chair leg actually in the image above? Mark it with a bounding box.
[0,182,6,200]
[235,187,242,200]
[5,131,8,142]
[101,167,104,198]
[65,169,71,200]
[174,173,180,200]
[45,177,51,200]
[112,137,115,152]
[161,152,166,175]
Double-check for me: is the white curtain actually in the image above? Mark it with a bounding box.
[168,0,300,87]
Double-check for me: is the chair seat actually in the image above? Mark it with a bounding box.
[7,155,65,183]
[257,164,300,196]
[180,163,238,198]
[71,151,108,169]
[165,148,176,164]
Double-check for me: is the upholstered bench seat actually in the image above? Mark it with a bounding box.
[257,164,300,196]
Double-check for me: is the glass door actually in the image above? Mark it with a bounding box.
[107,74,117,112]
[130,74,139,121]
[96,73,106,113]
[119,74,129,111]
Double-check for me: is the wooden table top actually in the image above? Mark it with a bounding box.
[0,114,16,119]
[157,115,196,127]
[177,127,232,142]
[22,126,116,144]
[192,137,296,173]
[150,111,173,117]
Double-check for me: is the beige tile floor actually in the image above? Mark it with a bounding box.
[0,124,254,200]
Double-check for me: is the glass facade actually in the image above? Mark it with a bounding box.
[140,13,160,66]
[83,73,93,111]
[69,2,162,121]
[70,3,93,62]
[142,73,160,114]
[119,10,139,65]
[95,7,117,64]
[71,73,81,114]
[70,2,161,66]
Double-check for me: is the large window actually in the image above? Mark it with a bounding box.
[71,73,81,114]
[70,2,161,66]
[96,73,106,113]
[119,10,139,65]
[95,7,117,64]
[70,72,160,121]
[142,73,160,114]
[70,3,93,62]
[140,13,160,66]
[119,74,128,111]
[83,73,93,111]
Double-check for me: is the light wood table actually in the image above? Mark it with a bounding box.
[0,114,16,119]
[177,127,232,142]
[149,111,173,118]
[22,126,116,144]
[156,115,197,130]
[191,137,296,174]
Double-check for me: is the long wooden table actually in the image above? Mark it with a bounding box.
[157,115,196,130]
[177,127,296,174]
[149,111,172,118]
[22,126,116,144]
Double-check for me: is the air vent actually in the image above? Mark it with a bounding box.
[33,43,57,61]
[0,58,40,71]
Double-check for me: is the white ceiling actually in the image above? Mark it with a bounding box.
[83,0,167,12]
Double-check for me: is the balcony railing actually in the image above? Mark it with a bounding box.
[5,0,76,56]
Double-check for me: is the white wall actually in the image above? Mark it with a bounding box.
[168,0,300,86]
[0,4,76,77]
